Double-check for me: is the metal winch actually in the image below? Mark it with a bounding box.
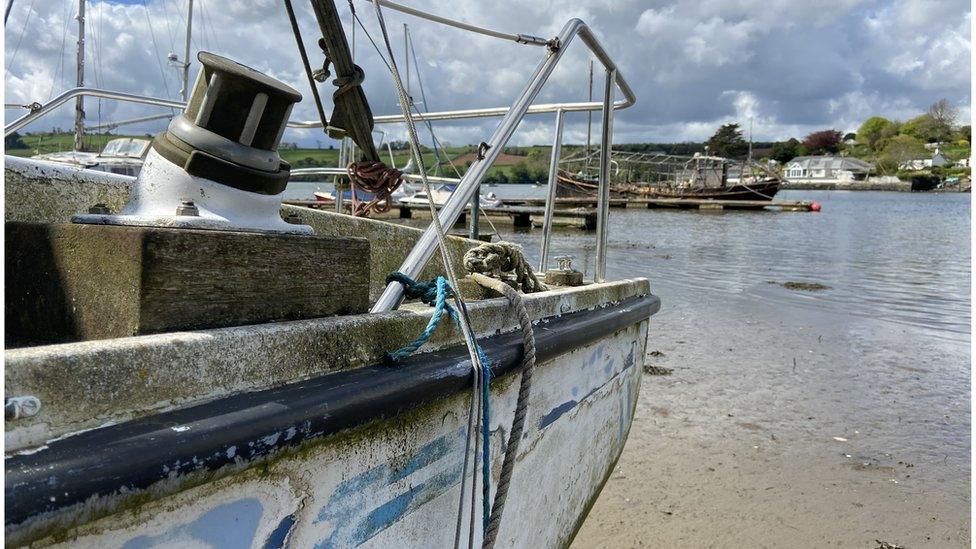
[73,51,309,234]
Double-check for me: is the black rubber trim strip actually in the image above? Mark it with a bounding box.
[5,294,659,528]
[151,133,290,196]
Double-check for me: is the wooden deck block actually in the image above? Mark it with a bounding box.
[6,222,369,346]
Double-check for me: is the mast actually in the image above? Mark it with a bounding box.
[73,0,85,151]
[403,23,410,101]
[308,0,379,161]
[585,60,593,164]
[180,0,194,102]
[747,117,753,162]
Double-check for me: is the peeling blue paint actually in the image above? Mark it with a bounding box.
[618,343,638,444]
[540,341,639,431]
[313,428,465,548]
[121,498,263,549]
[262,514,296,549]
[539,400,578,429]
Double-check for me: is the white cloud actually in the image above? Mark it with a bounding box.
[3,0,971,147]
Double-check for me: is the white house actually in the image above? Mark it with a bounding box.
[900,148,948,170]
[783,156,874,183]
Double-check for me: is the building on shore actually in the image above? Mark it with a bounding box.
[783,156,874,184]
[900,148,948,171]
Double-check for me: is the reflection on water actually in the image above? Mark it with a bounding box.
[500,189,971,493]
[504,190,971,341]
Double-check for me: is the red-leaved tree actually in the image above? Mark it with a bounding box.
[802,130,843,154]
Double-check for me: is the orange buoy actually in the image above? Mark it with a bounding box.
[810,202,822,212]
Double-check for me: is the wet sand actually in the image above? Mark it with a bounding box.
[572,293,970,548]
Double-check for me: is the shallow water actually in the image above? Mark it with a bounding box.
[500,190,971,341]
[495,189,970,547]
[507,190,971,486]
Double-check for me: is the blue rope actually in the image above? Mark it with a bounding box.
[383,274,456,364]
[385,272,493,532]
[480,347,491,532]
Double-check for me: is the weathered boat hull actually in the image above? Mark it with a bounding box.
[4,156,658,548]
[555,174,780,201]
[644,179,781,201]
[6,294,655,548]
[555,175,633,199]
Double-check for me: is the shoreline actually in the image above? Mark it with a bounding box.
[571,286,970,548]
[783,181,971,192]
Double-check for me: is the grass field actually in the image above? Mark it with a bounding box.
[5,132,146,157]
[5,132,563,182]
[282,144,558,182]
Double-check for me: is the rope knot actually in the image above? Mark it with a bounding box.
[385,272,452,307]
[333,64,366,96]
[383,272,462,366]
[463,242,547,294]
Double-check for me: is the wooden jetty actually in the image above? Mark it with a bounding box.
[497,197,819,212]
[282,196,817,234]
[282,200,599,229]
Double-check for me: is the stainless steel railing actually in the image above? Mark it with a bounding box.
[371,16,633,311]
[4,88,184,136]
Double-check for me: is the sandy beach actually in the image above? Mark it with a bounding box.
[573,289,970,548]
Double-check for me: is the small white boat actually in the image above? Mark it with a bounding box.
[398,183,455,206]
[317,182,502,210]
[399,184,504,209]
[32,137,151,177]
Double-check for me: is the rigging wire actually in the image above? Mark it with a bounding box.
[350,5,497,234]
[48,0,73,101]
[370,2,493,546]
[407,33,461,178]
[4,0,36,78]
[283,0,329,136]
[402,22,499,235]
[405,28,441,173]
[350,12,463,179]
[199,0,220,52]
[173,0,199,53]
[159,0,178,56]
[86,0,103,130]
[143,0,174,102]
[196,0,208,51]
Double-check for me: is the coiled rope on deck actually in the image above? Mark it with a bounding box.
[464,242,548,294]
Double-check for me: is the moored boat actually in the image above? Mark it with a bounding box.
[31,136,151,177]
[644,178,781,200]
[556,150,784,202]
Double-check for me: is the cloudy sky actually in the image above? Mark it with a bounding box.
[3,0,971,147]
